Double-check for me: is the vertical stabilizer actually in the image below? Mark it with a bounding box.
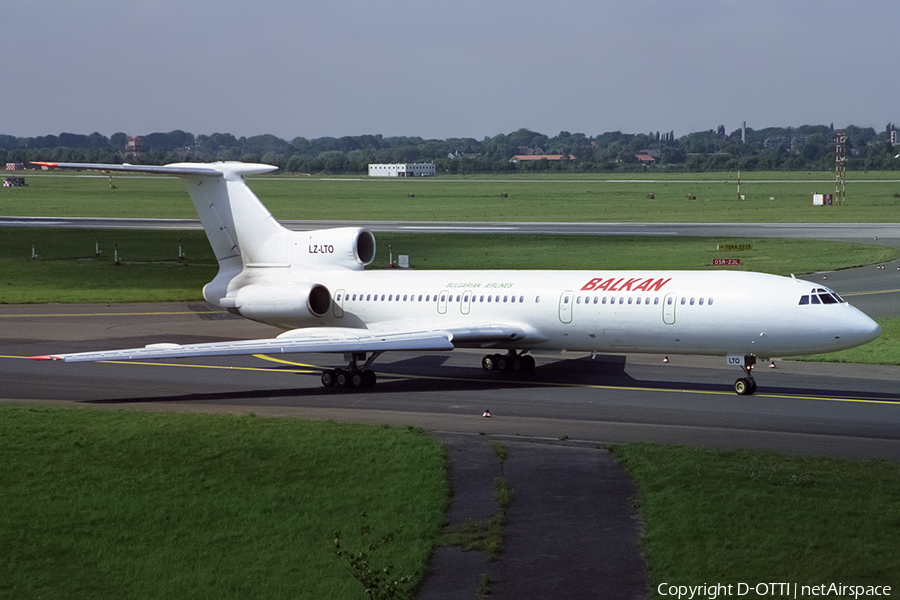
[174,162,287,266]
[30,161,284,304]
[169,162,288,302]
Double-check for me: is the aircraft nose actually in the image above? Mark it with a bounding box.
[839,308,881,348]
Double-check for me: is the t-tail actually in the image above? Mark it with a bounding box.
[32,161,376,320]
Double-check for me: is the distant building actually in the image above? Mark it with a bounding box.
[509,154,575,163]
[368,163,436,177]
[634,153,656,165]
[5,163,25,170]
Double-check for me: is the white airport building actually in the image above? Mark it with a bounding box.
[368,163,436,177]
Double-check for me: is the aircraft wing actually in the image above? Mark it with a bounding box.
[28,322,542,363]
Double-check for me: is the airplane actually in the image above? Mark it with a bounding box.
[28,161,881,395]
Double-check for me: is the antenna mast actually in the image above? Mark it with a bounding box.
[834,130,847,206]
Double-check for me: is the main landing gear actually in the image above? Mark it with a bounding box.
[481,350,535,374]
[733,355,758,396]
[321,351,381,389]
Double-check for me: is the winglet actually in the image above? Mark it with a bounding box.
[31,162,59,169]
[27,355,63,361]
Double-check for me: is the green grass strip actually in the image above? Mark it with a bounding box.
[4,171,900,223]
[0,405,448,600]
[613,443,900,598]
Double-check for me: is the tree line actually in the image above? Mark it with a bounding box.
[2,123,897,174]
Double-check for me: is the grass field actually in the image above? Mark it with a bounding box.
[0,405,448,600]
[3,170,900,223]
[3,405,897,599]
[613,443,900,598]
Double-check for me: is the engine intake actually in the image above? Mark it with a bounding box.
[289,227,376,270]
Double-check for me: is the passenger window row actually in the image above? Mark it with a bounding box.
[334,292,529,304]
[575,296,662,306]
[572,296,715,306]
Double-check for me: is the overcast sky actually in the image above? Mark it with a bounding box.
[3,0,897,141]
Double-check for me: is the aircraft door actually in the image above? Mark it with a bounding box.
[438,290,449,314]
[558,291,574,324]
[333,288,345,318]
[663,293,676,325]
[461,291,472,315]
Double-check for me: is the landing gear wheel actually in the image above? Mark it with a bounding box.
[497,355,510,372]
[351,371,364,388]
[734,377,756,396]
[482,354,498,372]
[336,369,351,388]
[522,354,536,373]
[321,369,337,387]
[510,355,536,373]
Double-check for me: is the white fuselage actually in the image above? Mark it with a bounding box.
[241,267,880,359]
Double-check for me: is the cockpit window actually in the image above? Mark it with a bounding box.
[799,287,845,305]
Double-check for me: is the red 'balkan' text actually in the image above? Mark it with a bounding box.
[580,277,671,292]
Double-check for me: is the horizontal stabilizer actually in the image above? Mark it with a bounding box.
[30,161,277,178]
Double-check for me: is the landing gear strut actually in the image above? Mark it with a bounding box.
[733,355,758,395]
[481,350,535,374]
[321,351,381,390]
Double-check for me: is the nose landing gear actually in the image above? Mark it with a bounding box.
[733,354,758,395]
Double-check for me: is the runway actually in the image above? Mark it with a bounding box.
[3,216,900,247]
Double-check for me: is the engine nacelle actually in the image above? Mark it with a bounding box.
[288,227,376,270]
[223,282,331,326]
